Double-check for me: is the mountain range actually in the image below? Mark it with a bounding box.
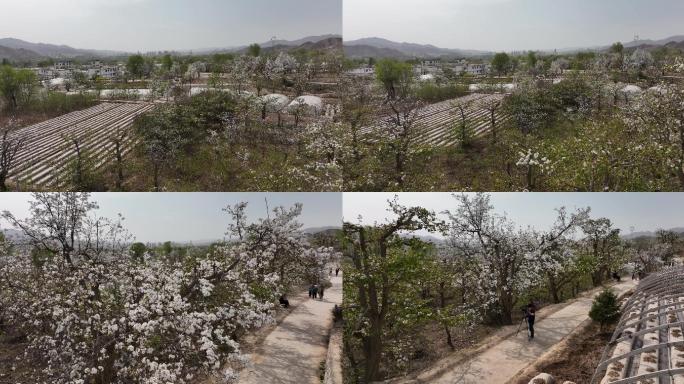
[0,35,342,62]
[624,35,684,49]
[344,34,684,59]
[622,227,684,240]
[0,37,122,60]
[344,37,491,59]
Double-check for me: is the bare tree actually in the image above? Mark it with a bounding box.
[338,77,378,174]
[109,127,127,191]
[454,99,473,147]
[0,119,26,191]
[482,98,501,143]
[379,97,423,188]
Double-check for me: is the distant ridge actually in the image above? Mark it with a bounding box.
[344,37,492,59]
[0,37,123,58]
[0,45,43,62]
[262,34,341,47]
[0,35,342,60]
[622,227,684,240]
[344,34,684,59]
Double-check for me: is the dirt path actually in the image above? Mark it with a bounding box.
[400,280,637,384]
[238,274,343,384]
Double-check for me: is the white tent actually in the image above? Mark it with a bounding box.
[49,77,65,87]
[620,84,642,94]
[261,93,290,112]
[288,95,323,115]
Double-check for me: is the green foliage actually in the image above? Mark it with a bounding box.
[130,242,147,262]
[491,52,511,75]
[415,83,467,103]
[30,247,56,268]
[375,59,414,99]
[63,146,106,191]
[589,289,621,330]
[0,65,38,110]
[26,92,97,115]
[162,241,173,256]
[504,83,558,134]
[526,51,538,68]
[247,43,261,57]
[161,54,173,72]
[571,51,596,70]
[610,42,624,54]
[127,55,145,79]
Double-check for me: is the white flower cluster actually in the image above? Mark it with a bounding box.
[0,201,335,384]
[516,149,551,169]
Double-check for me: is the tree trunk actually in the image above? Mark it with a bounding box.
[491,109,497,143]
[153,163,160,192]
[363,329,383,382]
[499,292,514,325]
[548,274,561,303]
[439,282,455,350]
[115,142,124,191]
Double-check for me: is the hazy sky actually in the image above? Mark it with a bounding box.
[344,193,684,238]
[0,0,341,52]
[344,0,684,51]
[0,193,342,243]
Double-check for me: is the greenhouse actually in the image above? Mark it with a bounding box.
[593,267,684,384]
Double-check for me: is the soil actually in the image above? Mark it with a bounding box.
[510,322,614,384]
[402,322,495,374]
[0,329,48,384]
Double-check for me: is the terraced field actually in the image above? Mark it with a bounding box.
[364,93,510,146]
[7,101,156,189]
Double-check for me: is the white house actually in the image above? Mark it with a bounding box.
[348,66,375,76]
[34,68,56,81]
[55,61,72,70]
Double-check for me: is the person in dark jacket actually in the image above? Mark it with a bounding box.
[526,302,537,340]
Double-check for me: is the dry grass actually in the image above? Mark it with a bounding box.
[511,322,615,384]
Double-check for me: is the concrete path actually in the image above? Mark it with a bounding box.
[403,280,637,384]
[238,274,343,384]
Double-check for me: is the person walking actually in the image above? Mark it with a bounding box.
[526,301,537,340]
[279,295,289,308]
[335,268,340,277]
[318,286,325,300]
[308,285,314,299]
[312,284,319,300]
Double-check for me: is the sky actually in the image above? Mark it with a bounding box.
[0,193,342,243]
[344,0,684,51]
[0,0,342,52]
[344,193,684,238]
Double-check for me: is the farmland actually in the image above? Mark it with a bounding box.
[6,101,155,189]
[0,36,345,191]
[362,93,508,146]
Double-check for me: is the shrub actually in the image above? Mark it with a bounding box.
[415,83,468,103]
[589,289,621,330]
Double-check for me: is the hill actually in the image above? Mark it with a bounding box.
[296,36,342,51]
[622,227,684,240]
[0,37,121,58]
[344,37,491,59]
[344,44,410,60]
[624,35,684,49]
[262,34,341,47]
[0,45,43,62]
